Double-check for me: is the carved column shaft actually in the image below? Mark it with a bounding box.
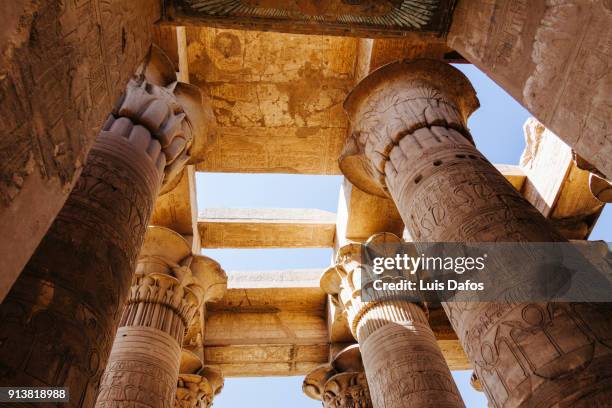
[0,90,163,408]
[96,227,226,408]
[340,59,612,408]
[321,237,464,408]
[96,275,193,408]
[0,47,209,407]
[357,301,463,408]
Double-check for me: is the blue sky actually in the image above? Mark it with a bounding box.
[195,64,610,407]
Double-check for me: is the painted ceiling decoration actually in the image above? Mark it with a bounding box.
[166,0,456,37]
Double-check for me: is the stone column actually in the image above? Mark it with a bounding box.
[339,59,612,407]
[0,46,214,407]
[320,234,464,408]
[95,226,226,408]
[303,344,372,408]
[176,365,224,408]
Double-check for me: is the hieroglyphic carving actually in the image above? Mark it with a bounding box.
[96,328,182,408]
[96,226,227,408]
[340,59,612,407]
[448,0,612,180]
[0,0,161,300]
[189,27,352,175]
[0,119,161,408]
[320,234,464,408]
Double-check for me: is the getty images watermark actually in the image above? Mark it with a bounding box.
[372,251,487,292]
[361,241,612,303]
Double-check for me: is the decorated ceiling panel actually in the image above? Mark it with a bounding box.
[166,0,457,37]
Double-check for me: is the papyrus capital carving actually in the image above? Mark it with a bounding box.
[176,367,224,408]
[321,232,424,338]
[177,349,224,408]
[304,345,372,408]
[126,226,227,336]
[339,59,479,198]
[110,45,216,195]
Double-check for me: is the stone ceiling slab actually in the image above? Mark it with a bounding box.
[188,27,355,174]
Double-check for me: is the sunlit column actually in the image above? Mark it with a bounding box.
[339,59,612,407]
[95,226,226,408]
[320,233,464,408]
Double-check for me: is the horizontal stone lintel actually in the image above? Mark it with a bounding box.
[198,165,524,248]
[198,208,337,248]
[202,269,469,376]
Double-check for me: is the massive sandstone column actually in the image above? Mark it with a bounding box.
[303,344,372,408]
[339,59,612,407]
[0,47,214,407]
[320,234,464,408]
[95,226,226,408]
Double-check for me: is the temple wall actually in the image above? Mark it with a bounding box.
[0,0,161,300]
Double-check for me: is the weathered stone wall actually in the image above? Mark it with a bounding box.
[0,0,160,300]
[448,0,612,179]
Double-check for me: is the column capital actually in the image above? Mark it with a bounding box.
[176,367,224,408]
[177,349,224,408]
[470,372,483,393]
[115,45,216,195]
[322,372,370,408]
[339,59,479,198]
[304,345,372,408]
[573,151,612,203]
[321,232,420,338]
[303,365,336,401]
[125,226,227,336]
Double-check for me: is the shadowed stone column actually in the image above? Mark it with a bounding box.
[339,59,612,407]
[303,344,372,408]
[0,47,214,407]
[320,234,464,408]
[176,365,224,408]
[95,226,226,408]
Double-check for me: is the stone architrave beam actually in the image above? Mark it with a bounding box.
[199,208,336,248]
